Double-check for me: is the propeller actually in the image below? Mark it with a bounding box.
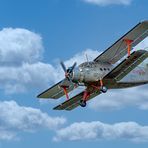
[60,61,77,81]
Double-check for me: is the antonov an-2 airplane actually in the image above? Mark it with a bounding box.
[37,21,148,111]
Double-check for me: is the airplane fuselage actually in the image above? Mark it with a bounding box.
[72,61,148,86]
[72,61,113,83]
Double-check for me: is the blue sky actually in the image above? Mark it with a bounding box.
[0,0,148,148]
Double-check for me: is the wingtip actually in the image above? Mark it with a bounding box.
[53,105,62,110]
[36,94,42,98]
[53,103,69,111]
[140,20,148,24]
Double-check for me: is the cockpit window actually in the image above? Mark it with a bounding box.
[79,62,94,68]
[100,68,103,71]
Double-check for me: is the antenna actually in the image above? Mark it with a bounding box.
[85,53,90,66]
[85,53,89,62]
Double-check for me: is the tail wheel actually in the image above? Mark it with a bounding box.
[79,100,87,107]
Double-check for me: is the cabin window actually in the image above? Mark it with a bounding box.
[79,68,83,72]
[100,68,103,71]
[104,68,106,71]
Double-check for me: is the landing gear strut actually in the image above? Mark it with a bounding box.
[79,91,90,108]
[79,100,87,107]
[100,86,108,93]
[99,79,107,93]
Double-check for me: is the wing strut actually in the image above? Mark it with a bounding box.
[61,86,69,100]
[123,39,133,57]
[83,91,90,101]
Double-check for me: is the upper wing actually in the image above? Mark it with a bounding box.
[104,50,148,81]
[37,79,75,99]
[94,21,148,64]
[53,90,101,111]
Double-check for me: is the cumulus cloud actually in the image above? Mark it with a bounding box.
[0,62,57,93]
[0,28,48,93]
[88,86,148,111]
[0,100,66,141]
[0,28,63,94]
[53,121,148,142]
[0,130,16,141]
[0,27,147,95]
[134,37,148,51]
[0,27,100,94]
[82,0,132,6]
[0,28,43,66]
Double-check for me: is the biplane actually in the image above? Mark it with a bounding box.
[37,21,148,111]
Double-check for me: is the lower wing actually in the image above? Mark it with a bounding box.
[53,90,101,111]
[104,50,148,81]
[37,78,75,99]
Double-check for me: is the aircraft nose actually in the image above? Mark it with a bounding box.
[71,68,81,83]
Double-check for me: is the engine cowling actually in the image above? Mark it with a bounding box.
[72,68,102,83]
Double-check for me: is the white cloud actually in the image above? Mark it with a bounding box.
[0,28,48,93]
[0,28,43,66]
[82,0,132,6]
[0,27,147,96]
[53,121,148,142]
[134,37,148,51]
[0,28,61,94]
[0,62,57,93]
[0,100,66,141]
[0,130,16,141]
[88,86,148,111]
[0,27,100,94]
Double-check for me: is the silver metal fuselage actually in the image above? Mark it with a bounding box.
[72,62,113,83]
[72,61,148,88]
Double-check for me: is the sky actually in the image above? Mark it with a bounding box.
[0,0,148,147]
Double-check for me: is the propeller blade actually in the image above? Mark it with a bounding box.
[60,61,67,72]
[70,62,77,73]
[60,61,76,82]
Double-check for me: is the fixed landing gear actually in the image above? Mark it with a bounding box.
[91,83,108,93]
[100,86,107,93]
[79,100,87,107]
[99,78,107,93]
[79,91,90,108]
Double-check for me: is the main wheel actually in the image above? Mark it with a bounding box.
[79,100,87,107]
[100,86,107,93]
